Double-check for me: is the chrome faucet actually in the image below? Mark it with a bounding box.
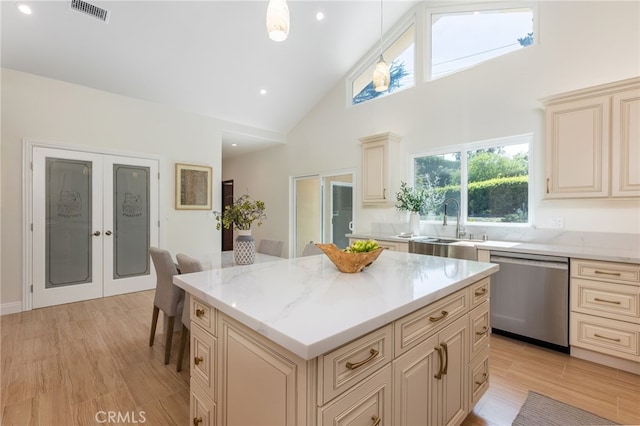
[443,198,465,239]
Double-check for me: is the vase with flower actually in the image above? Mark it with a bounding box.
[213,194,267,265]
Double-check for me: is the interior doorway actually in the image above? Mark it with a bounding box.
[30,145,159,309]
[221,180,234,251]
[293,171,354,256]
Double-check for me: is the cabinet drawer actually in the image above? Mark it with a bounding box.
[318,364,392,426]
[469,300,490,360]
[191,323,217,400]
[191,380,216,426]
[469,347,489,407]
[470,278,490,309]
[571,312,639,362]
[571,278,640,323]
[191,297,216,336]
[571,259,640,285]
[318,324,393,405]
[395,288,468,356]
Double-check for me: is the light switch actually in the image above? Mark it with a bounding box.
[549,217,564,229]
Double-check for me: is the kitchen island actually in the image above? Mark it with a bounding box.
[174,250,498,426]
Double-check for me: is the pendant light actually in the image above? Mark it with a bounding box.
[266,0,290,42]
[372,0,390,92]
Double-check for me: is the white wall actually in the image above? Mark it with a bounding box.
[223,1,640,251]
[1,69,226,309]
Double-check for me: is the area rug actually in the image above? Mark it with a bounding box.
[512,391,619,426]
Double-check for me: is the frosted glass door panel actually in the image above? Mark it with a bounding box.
[45,158,93,288]
[103,155,158,296]
[33,148,103,309]
[113,164,150,279]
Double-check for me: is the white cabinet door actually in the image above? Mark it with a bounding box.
[545,96,610,198]
[611,87,640,197]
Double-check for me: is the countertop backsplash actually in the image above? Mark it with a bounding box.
[367,222,640,253]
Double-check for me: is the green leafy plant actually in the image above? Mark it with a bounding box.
[213,194,266,231]
[395,181,427,213]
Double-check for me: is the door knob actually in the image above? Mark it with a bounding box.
[105,230,112,236]
[93,231,101,236]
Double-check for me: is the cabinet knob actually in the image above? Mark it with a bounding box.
[93,231,101,236]
[193,417,203,426]
[195,308,205,317]
[371,415,381,426]
[194,356,204,365]
[105,230,112,236]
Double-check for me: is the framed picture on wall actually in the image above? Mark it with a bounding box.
[175,163,212,210]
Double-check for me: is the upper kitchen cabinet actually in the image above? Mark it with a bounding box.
[543,77,640,199]
[360,132,401,205]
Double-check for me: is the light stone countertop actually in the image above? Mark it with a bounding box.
[174,250,498,360]
[347,233,640,264]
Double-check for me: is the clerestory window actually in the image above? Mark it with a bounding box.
[428,5,535,80]
[350,22,415,105]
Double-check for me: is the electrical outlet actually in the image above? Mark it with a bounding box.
[549,217,564,229]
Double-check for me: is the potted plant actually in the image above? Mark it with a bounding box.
[395,181,426,235]
[214,194,267,264]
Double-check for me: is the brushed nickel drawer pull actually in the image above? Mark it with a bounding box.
[475,373,488,386]
[594,333,621,342]
[441,342,448,375]
[346,348,379,370]
[193,417,203,426]
[434,346,443,380]
[195,308,205,318]
[371,415,381,426]
[194,356,204,365]
[594,270,622,277]
[429,310,449,322]
[474,287,487,296]
[476,326,489,336]
[594,297,621,305]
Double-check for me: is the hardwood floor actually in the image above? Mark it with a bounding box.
[1,290,638,425]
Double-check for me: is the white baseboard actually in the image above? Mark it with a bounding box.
[571,346,640,375]
[1,302,23,316]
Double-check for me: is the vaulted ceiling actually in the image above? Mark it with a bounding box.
[2,1,419,157]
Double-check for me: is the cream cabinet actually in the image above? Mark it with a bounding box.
[393,315,468,426]
[543,77,640,199]
[359,132,401,205]
[189,280,491,426]
[570,259,640,365]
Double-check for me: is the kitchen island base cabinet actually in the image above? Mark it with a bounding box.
[393,315,467,426]
[187,279,491,426]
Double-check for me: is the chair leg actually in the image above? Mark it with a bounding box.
[164,315,176,365]
[176,325,189,372]
[149,305,160,347]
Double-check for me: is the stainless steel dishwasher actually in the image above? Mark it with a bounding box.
[489,251,570,353]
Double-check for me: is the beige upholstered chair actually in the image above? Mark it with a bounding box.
[257,239,284,257]
[175,253,204,372]
[149,247,184,365]
[301,242,323,256]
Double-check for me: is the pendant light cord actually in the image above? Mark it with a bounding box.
[379,0,384,58]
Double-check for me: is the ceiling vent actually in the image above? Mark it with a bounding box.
[70,0,110,23]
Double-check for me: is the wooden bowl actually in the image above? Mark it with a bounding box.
[316,243,384,273]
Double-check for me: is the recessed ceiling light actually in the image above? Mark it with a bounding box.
[17,4,32,15]
[259,89,267,95]
[316,11,325,21]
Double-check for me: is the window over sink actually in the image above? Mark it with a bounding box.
[411,133,532,225]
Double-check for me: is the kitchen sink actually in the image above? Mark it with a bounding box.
[408,237,477,261]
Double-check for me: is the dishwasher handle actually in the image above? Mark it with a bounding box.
[490,255,568,270]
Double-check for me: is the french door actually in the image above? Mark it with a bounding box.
[32,147,159,308]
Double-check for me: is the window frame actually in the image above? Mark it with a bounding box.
[423,1,539,82]
[346,9,418,107]
[409,133,534,227]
